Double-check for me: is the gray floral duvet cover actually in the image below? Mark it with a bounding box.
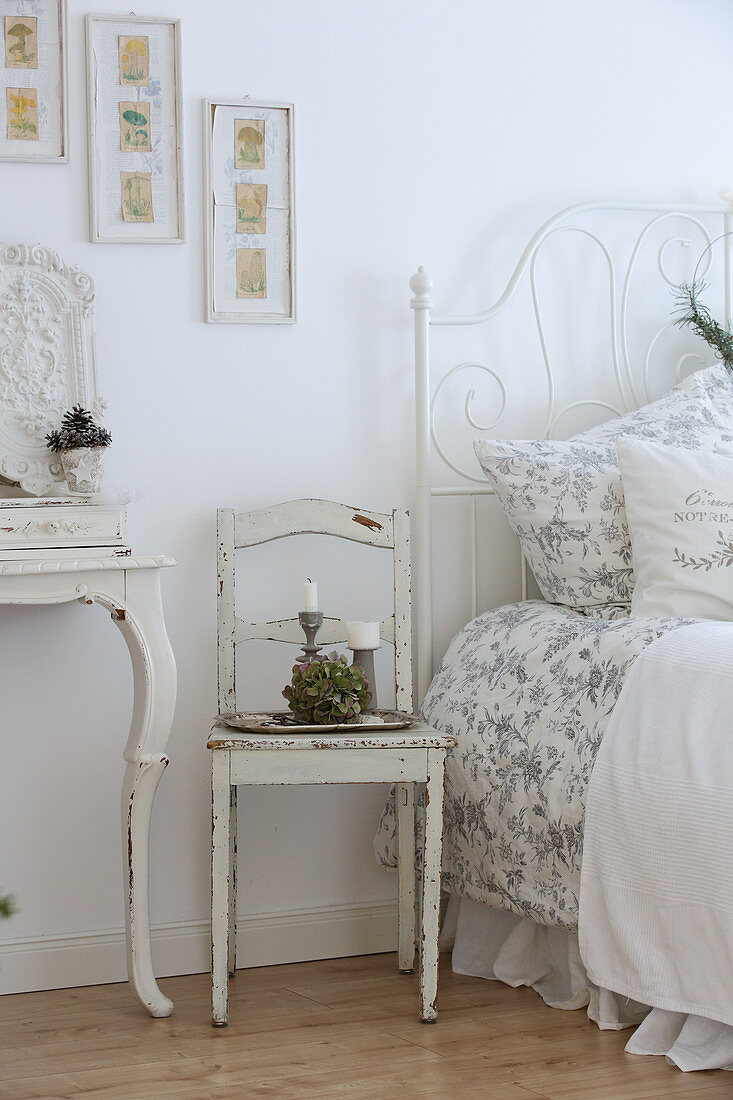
[374,601,688,932]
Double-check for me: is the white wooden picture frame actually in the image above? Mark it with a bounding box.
[204,98,296,323]
[86,14,184,244]
[0,0,67,163]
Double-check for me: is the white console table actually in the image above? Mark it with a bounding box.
[0,554,177,1018]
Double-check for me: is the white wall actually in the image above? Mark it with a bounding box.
[2,0,732,991]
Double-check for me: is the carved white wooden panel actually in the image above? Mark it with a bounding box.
[0,243,104,495]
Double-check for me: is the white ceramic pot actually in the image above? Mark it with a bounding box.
[59,446,107,494]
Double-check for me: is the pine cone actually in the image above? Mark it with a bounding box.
[45,405,112,451]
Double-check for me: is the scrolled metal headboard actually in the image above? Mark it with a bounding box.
[411,196,733,701]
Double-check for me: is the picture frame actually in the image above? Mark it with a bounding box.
[86,13,184,244]
[0,0,68,163]
[204,97,296,324]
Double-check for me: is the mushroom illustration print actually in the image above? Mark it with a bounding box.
[236,248,267,298]
[119,101,151,151]
[205,98,293,320]
[118,35,149,86]
[4,17,37,68]
[236,183,267,233]
[6,87,38,139]
[121,171,153,222]
[234,118,265,168]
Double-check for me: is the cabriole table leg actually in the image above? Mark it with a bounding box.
[113,568,177,1018]
[122,755,172,1017]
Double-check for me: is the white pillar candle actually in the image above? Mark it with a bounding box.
[346,621,381,650]
[303,579,318,612]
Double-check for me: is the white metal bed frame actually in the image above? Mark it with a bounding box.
[411,197,733,702]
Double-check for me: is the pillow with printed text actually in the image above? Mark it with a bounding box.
[617,438,733,620]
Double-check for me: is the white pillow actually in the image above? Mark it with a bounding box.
[617,438,733,621]
[474,365,733,609]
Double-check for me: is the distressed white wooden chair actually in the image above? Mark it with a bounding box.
[209,498,455,1026]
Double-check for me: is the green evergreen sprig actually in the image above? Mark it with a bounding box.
[673,231,733,375]
[674,279,733,374]
[46,404,112,452]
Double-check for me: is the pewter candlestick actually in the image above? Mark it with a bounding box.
[350,648,377,710]
[297,610,324,664]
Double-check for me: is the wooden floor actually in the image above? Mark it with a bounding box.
[1,954,731,1099]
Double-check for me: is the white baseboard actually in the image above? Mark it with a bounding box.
[0,899,398,996]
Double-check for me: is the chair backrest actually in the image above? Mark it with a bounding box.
[216,499,412,715]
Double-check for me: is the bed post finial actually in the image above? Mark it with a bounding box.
[411,267,434,705]
[410,266,433,308]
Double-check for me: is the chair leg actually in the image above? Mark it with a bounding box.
[396,782,416,972]
[211,751,231,1026]
[419,749,446,1023]
[228,784,237,977]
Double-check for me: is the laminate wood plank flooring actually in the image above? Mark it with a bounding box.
[1,953,730,1099]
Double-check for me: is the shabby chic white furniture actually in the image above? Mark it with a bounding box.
[0,554,177,1016]
[209,499,456,1025]
[0,243,177,1016]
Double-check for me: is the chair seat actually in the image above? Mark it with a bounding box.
[208,719,456,752]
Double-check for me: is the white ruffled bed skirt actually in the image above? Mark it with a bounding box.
[443,897,733,1073]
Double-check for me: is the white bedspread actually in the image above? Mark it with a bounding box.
[579,621,733,1029]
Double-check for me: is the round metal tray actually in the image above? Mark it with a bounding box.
[215,709,418,733]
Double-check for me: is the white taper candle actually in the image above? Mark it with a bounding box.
[304,579,318,612]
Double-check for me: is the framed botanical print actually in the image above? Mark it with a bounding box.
[204,98,296,323]
[0,0,67,162]
[86,14,184,244]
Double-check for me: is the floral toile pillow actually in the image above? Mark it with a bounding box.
[617,438,733,620]
[474,365,733,609]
